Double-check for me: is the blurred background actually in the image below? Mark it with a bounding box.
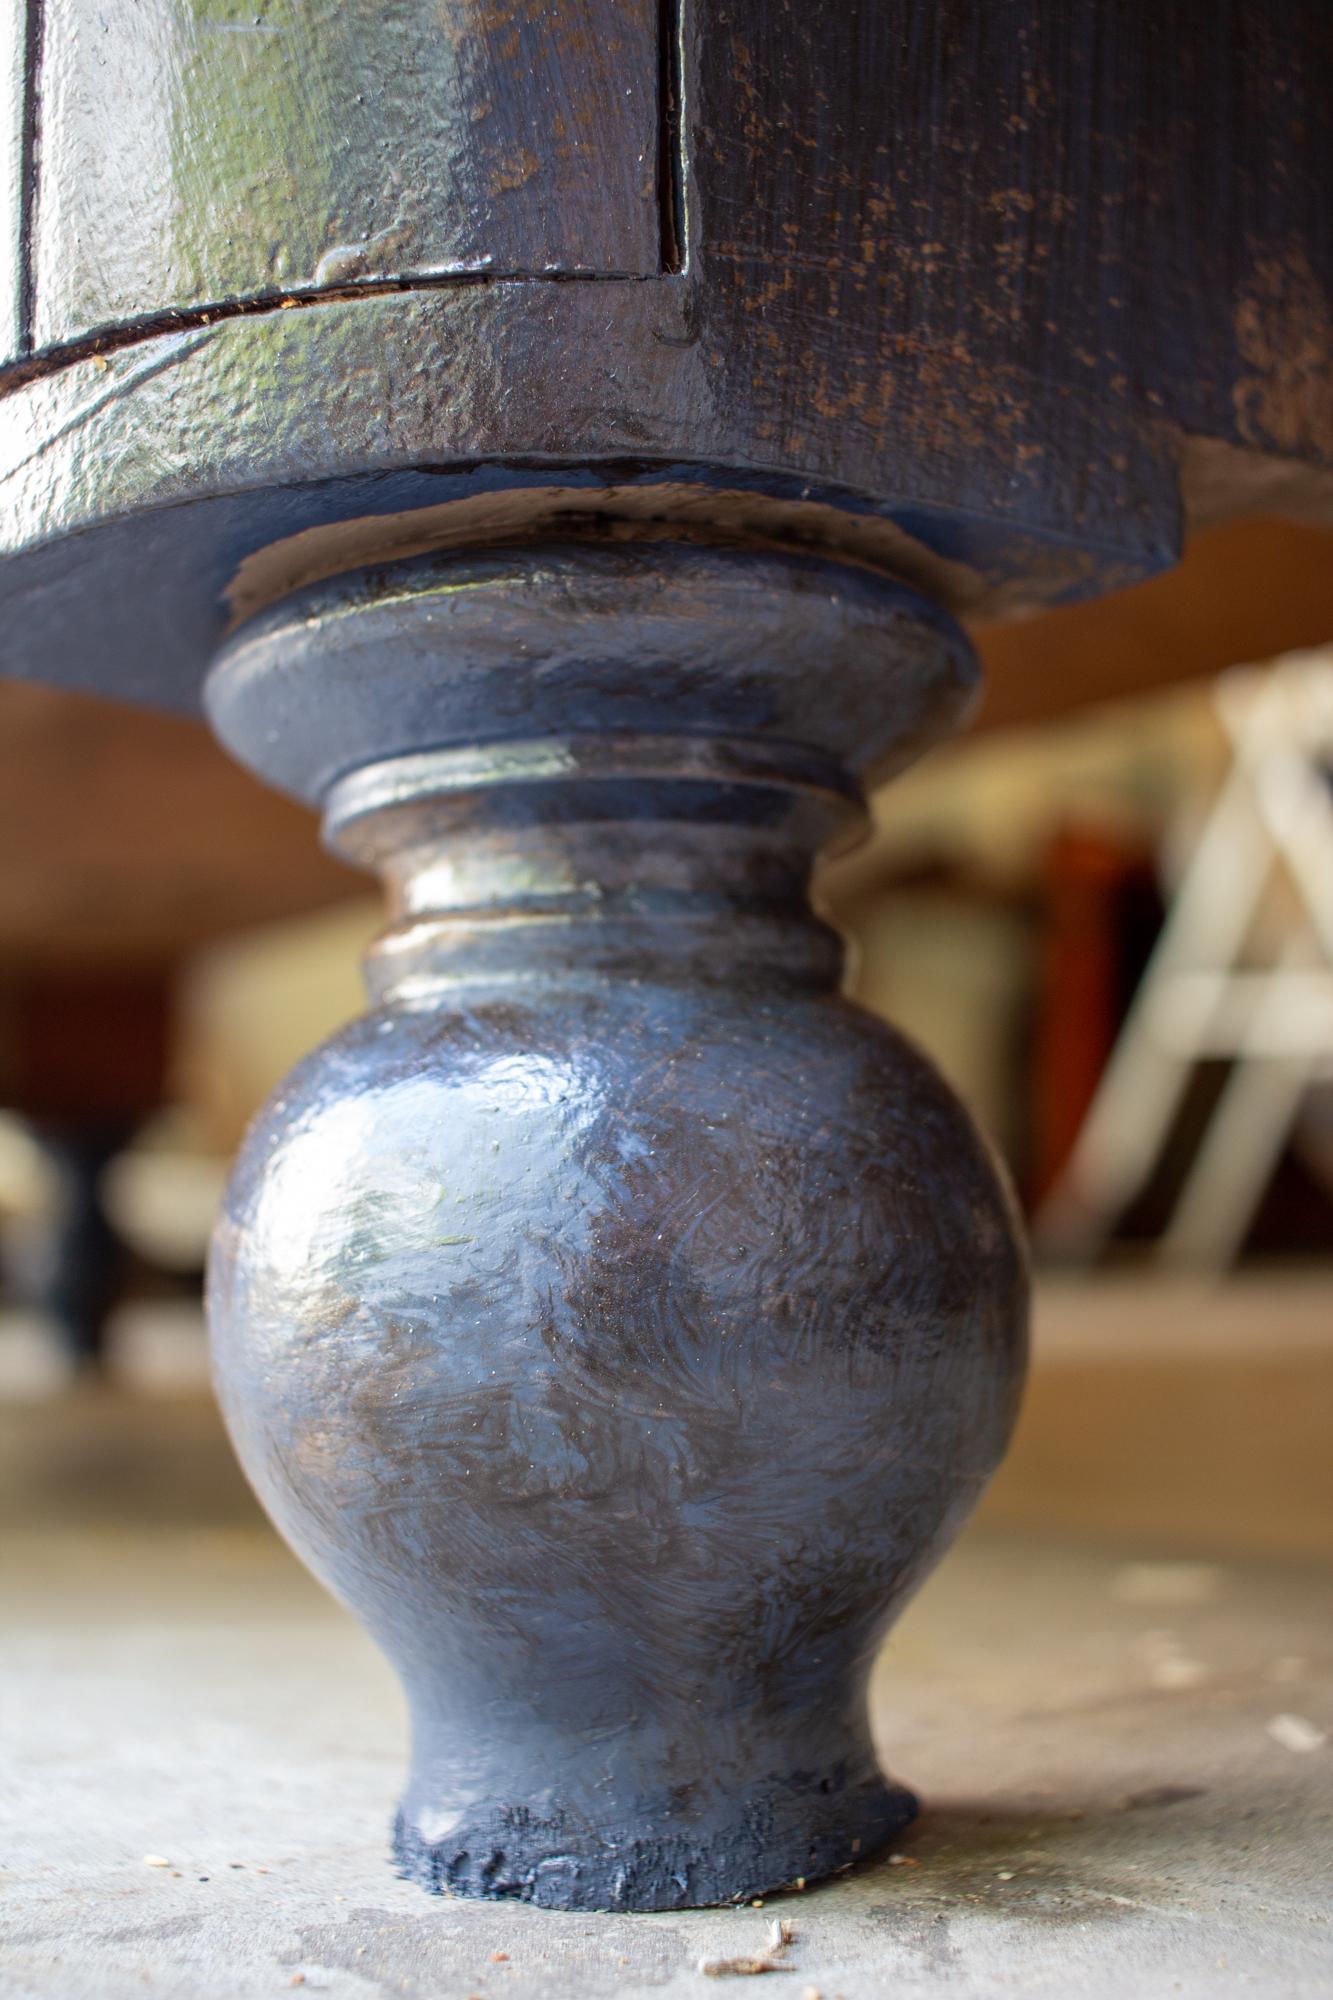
[2,511,1329,1563]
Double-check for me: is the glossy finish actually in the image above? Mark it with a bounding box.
[204,540,978,805]
[33,0,661,349]
[206,547,1028,1909]
[2,0,1331,709]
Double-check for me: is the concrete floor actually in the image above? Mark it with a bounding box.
[2,1387,1332,2000]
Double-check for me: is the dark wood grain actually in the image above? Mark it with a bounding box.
[689,0,1331,479]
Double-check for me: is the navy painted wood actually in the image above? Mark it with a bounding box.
[0,0,1328,713]
[32,0,660,349]
[688,0,1332,469]
[206,545,1027,1910]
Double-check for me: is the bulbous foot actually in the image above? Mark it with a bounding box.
[391,1774,918,1910]
[210,982,1023,1908]
[204,544,1028,1909]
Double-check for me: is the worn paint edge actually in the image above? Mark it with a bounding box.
[222,482,992,632]
[0,263,671,399]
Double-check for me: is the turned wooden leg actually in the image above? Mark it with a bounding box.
[203,542,1026,1909]
[2,0,1324,1923]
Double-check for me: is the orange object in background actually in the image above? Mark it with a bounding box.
[1029,830,1160,1207]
